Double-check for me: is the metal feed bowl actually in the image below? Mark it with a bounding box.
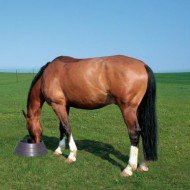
[15,139,48,157]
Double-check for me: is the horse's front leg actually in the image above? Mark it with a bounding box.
[54,121,67,155]
[52,103,77,163]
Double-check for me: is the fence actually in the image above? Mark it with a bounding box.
[0,69,39,85]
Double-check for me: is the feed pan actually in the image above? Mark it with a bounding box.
[15,139,47,157]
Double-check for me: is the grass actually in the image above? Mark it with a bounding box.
[0,72,190,189]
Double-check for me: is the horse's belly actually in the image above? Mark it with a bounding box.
[66,90,114,109]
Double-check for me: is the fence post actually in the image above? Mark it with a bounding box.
[16,69,18,82]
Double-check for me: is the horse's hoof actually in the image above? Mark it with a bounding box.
[130,164,137,171]
[120,170,132,177]
[53,151,62,157]
[137,165,149,172]
[65,158,76,164]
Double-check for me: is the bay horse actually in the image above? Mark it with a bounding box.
[22,55,157,177]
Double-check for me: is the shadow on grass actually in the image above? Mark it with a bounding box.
[41,135,128,170]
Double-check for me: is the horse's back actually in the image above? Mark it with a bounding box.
[42,55,148,108]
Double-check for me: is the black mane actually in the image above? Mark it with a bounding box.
[26,56,80,110]
[27,62,50,109]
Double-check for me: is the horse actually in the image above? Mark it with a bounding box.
[22,55,157,177]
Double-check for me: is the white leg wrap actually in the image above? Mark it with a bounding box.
[69,134,77,151]
[55,147,62,154]
[122,146,138,176]
[68,152,76,162]
[129,146,138,170]
[55,137,66,154]
[68,134,77,161]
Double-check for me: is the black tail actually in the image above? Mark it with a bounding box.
[138,65,158,161]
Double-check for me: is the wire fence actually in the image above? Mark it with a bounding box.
[0,69,39,85]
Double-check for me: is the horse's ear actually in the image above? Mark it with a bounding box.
[22,110,27,119]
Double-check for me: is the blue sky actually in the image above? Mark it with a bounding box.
[0,0,190,72]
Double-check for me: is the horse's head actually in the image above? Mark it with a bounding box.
[22,110,42,143]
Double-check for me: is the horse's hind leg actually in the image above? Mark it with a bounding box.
[119,104,141,177]
[137,160,149,172]
[51,103,77,163]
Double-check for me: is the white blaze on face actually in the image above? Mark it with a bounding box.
[55,137,66,154]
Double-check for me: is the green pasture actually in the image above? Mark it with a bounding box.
[0,72,190,189]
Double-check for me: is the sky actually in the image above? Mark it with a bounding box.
[0,0,190,72]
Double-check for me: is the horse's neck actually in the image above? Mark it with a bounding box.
[27,79,44,118]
